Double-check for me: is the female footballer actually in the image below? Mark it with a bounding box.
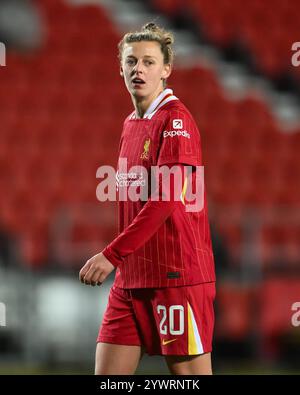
[79,22,216,375]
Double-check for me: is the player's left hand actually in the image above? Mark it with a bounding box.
[79,252,115,286]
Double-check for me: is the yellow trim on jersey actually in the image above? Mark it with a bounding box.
[180,176,188,205]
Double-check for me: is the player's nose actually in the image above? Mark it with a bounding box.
[133,59,144,75]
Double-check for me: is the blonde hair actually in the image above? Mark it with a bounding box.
[118,22,175,87]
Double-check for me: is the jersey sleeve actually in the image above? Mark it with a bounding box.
[157,108,202,167]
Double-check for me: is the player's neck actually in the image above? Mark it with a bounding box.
[133,86,164,119]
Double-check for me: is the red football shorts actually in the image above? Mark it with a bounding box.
[97,282,216,356]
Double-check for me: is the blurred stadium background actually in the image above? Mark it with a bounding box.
[0,0,300,374]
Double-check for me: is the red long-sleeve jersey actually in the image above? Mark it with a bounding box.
[102,88,215,288]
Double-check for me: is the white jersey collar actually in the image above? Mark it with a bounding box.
[130,88,178,120]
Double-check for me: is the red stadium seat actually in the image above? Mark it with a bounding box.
[215,282,254,340]
[259,278,300,336]
[161,0,300,80]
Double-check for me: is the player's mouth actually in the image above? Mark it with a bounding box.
[132,77,145,87]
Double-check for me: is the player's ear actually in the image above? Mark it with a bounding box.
[120,66,124,78]
[162,63,172,80]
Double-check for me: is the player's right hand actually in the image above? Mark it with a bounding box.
[79,252,115,286]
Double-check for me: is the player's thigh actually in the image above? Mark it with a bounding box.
[165,352,212,375]
[95,342,145,375]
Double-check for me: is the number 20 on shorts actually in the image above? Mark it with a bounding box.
[157,305,185,335]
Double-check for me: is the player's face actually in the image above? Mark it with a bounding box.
[120,41,171,98]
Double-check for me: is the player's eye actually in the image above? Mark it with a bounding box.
[126,59,135,65]
[144,60,154,65]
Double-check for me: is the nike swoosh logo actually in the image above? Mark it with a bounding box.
[162,338,177,346]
